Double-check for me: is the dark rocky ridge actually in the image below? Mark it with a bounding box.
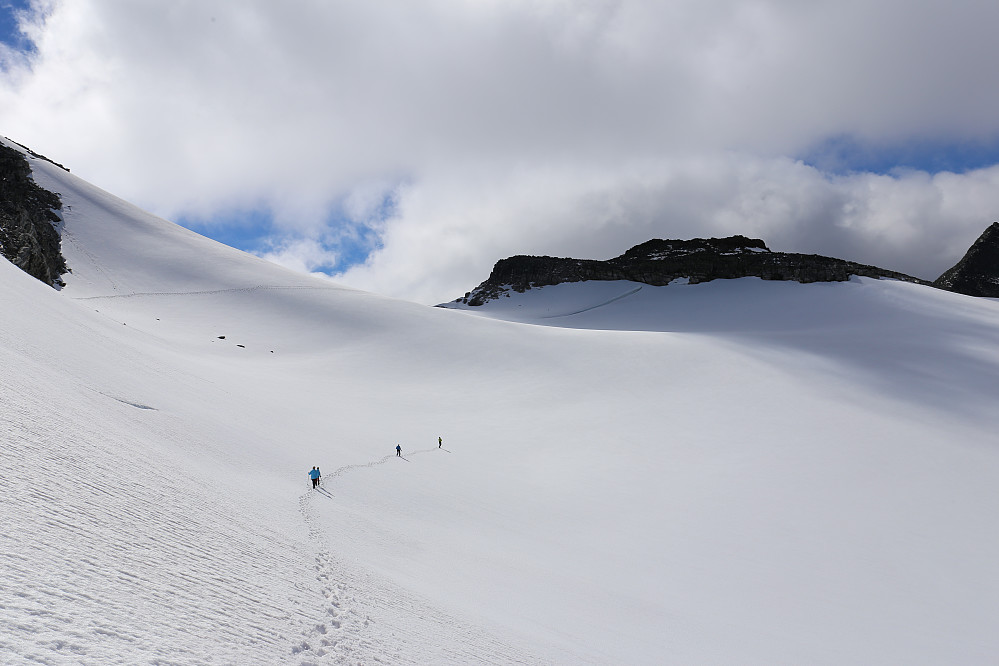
[0,140,67,287]
[932,222,999,297]
[6,138,71,173]
[450,235,929,306]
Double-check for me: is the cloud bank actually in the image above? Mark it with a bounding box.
[338,158,999,303]
[2,0,999,302]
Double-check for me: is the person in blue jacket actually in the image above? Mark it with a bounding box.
[396,445,402,457]
[309,466,321,488]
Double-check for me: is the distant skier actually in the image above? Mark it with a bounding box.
[309,466,321,489]
[438,436,442,449]
[396,445,402,457]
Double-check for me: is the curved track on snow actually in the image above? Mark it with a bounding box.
[69,285,348,301]
[538,285,643,319]
[294,450,547,665]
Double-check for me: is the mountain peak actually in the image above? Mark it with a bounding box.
[933,222,999,297]
[448,235,926,306]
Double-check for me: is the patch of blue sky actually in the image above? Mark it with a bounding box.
[801,133,999,176]
[0,0,35,52]
[176,208,277,256]
[329,218,384,270]
[176,200,388,276]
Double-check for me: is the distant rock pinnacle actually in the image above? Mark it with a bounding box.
[933,222,999,297]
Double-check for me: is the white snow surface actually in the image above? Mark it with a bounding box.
[4,143,999,664]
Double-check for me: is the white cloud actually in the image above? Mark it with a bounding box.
[338,158,999,304]
[255,237,338,278]
[2,0,999,303]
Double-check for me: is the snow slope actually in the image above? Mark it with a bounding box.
[4,143,999,664]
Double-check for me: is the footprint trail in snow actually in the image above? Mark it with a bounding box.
[295,449,548,665]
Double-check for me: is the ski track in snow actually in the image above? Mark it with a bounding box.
[70,285,346,301]
[59,227,122,294]
[294,450,548,665]
[539,285,643,318]
[1,364,542,665]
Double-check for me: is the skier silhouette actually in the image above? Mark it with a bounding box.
[396,445,402,457]
[309,466,321,488]
[438,436,442,449]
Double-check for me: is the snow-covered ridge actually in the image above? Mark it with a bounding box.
[3,143,999,664]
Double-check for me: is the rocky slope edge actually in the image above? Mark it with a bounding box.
[448,235,928,306]
[933,222,999,297]
[0,139,67,287]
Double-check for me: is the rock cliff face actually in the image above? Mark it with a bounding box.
[0,140,67,287]
[932,222,999,297]
[451,235,928,306]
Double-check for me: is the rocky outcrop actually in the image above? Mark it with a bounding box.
[933,222,999,297]
[0,141,67,287]
[450,235,928,306]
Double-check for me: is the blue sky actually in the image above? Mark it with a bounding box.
[0,1,31,52]
[801,135,999,176]
[176,202,388,276]
[2,2,999,303]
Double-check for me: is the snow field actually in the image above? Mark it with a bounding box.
[317,318,999,663]
[2,147,999,663]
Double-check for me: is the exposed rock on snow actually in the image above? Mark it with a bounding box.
[933,221,999,297]
[449,235,927,306]
[0,139,67,287]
